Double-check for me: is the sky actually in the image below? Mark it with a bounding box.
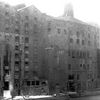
[1,0,100,25]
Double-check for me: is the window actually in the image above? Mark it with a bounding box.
[24,71,29,78]
[76,31,80,37]
[32,81,35,85]
[68,50,71,56]
[82,40,85,45]
[80,51,82,58]
[88,41,91,46]
[34,24,38,31]
[87,52,89,58]
[80,64,82,67]
[82,32,84,37]
[25,37,29,43]
[25,30,28,34]
[48,26,51,32]
[68,64,71,70]
[48,21,51,32]
[24,68,29,73]
[15,27,19,33]
[88,34,90,38]
[69,29,72,35]
[34,17,37,21]
[24,23,28,28]
[64,29,67,34]
[15,36,19,42]
[15,66,19,71]
[77,74,80,80]
[15,53,19,58]
[15,46,19,50]
[41,81,46,86]
[15,61,19,65]
[68,74,74,80]
[76,39,80,44]
[27,81,30,86]
[4,82,9,90]
[36,81,40,85]
[84,52,86,58]
[70,38,73,43]
[25,15,29,20]
[57,28,61,34]
[83,64,86,70]
[24,46,29,51]
[15,19,19,24]
[77,51,79,58]
[5,11,9,16]
[14,73,19,79]
[72,50,75,58]
[87,64,89,70]
[24,54,28,58]
[24,61,29,66]
[5,26,9,31]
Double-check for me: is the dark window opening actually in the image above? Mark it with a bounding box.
[68,75,74,80]
[77,74,80,80]
[82,40,85,45]
[70,38,73,43]
[76,31,80,37]
[24,46,29,51]
[68,50,71,56]
[80,64,82,67]
[4,82,9,90]
[15,36,19,42]
[67,82,75,92]
[68,64,71,70]
[24,23,29,28]
[25,37,29,43]
[15,61,19,67]
[83,64,86,70]
[72,51,75,58]
[76,39,80,44]
[15,46,19,50]
[25,30,28,34]
[34,17,37,21]
[32,81,35,85]
[88,34,90,38]
[24,61,29,66]
[57,28,61,34]
[64,29,67,34]
[80,51,82,58]
[4,70,9,74]
[27,81,30,86]
[15,28,19,33]
[25,15,29,20]
[15,53,19,58]
[77,51,79,58]
[15,83,18,88]
[41,81,46,86]
[36,81,39,85]
[5,11,9,16]
[88,41,91,46]
[5,27,9,31]
[24,54,28,58]
[48,21,51,32]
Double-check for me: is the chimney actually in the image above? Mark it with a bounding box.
[63,3,74,17]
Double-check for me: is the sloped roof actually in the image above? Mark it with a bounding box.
[55,16,89,25]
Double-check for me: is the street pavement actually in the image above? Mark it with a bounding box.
[71,95,100,100]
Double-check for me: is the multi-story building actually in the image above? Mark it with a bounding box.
[42,4,99,94]
[0,2,100,96]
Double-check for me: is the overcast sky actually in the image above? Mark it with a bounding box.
[1,0,100,25]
